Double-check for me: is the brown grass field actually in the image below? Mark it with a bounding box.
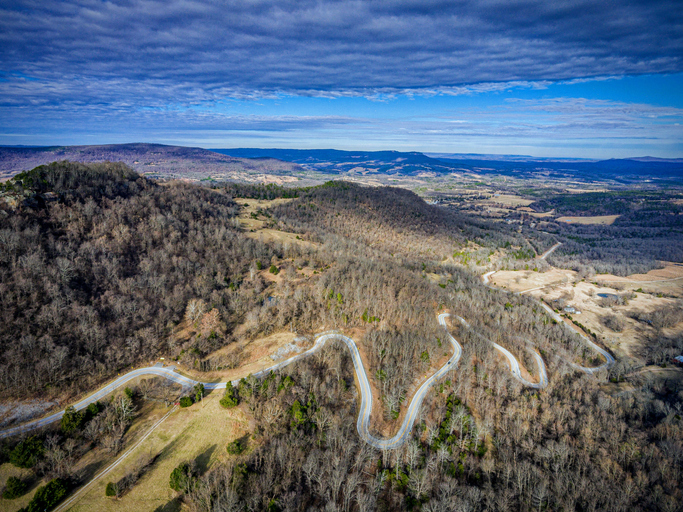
[65,394,249,512]
[556,214,620,225]
[491,265,683,361]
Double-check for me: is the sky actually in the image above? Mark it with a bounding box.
[1,0,682,158]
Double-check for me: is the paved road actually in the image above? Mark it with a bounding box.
[539,242,562,260]
[357,313,462,449]
[452,316,547,389]
[538,303,615,374]
[1,259,612,447]
[0,319,461,449]
[482,269,614,375]
[1,367,201,439]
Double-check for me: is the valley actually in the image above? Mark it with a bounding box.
[0,158,681,512]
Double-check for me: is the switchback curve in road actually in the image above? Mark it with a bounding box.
[1,267,612,446]
[451,315,547,389]
[0,316,462,449]
[481,270,614,374]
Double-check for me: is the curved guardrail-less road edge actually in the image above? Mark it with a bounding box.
[452,315,547,389]
[0,316,462,449]
[2,258,613,445]
[482,268,614,375]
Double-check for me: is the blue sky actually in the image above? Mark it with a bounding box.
[1,1,682,158]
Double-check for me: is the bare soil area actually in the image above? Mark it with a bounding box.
[178,331,307,384]
[490,268,575,293]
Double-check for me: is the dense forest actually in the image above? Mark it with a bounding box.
[0,162,282,396]
[0,163,681,512]
[269,183,537,265]
[528,190,683,275]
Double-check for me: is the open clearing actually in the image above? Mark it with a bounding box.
[236,197,294,231]
[0,463,41,511]
[490,268,575,294]
[481,194,534,207]
[593,262,683,297]
[236,197,318,248]
[491,266,683,360]
[527,210,555,218]
[556,214,620,225]
[65,393,249,512]
[178,330,308,384]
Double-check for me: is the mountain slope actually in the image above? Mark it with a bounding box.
[0,143,305,182]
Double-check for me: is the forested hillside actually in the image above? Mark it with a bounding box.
[530,191,683,274]
[269,182,537,263]
[0,164,681,512]
[0,162,281,396]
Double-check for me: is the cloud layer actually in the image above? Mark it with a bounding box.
[1,0,682,106]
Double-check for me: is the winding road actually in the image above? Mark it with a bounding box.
[0,320,461,449]
[452,315,547,389]
[482,249,615,376]
[1,246,613,448]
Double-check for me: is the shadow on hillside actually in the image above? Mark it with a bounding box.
[194,444,217,474]
[153,497,181,512]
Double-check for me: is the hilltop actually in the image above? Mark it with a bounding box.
[0,143,308,185]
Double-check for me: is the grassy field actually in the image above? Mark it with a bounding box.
[594,263,683,298]
[66,393,249,512]
[0,463,43,511]
[556,214,621,225]
[492,266,683,360]
[482,194,534,207]
[236,197,318,248]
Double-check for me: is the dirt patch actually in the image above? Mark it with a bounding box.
[0,400,59,429]
[490,268,575,294]
[178,331,307,383]
[528,210,555,218]
[556,215,620,225]
[633,365,683,383]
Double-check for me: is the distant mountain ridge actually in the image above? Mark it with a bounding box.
[216,148,683,183]
[0,143,304,182]
[1,144,682,185]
